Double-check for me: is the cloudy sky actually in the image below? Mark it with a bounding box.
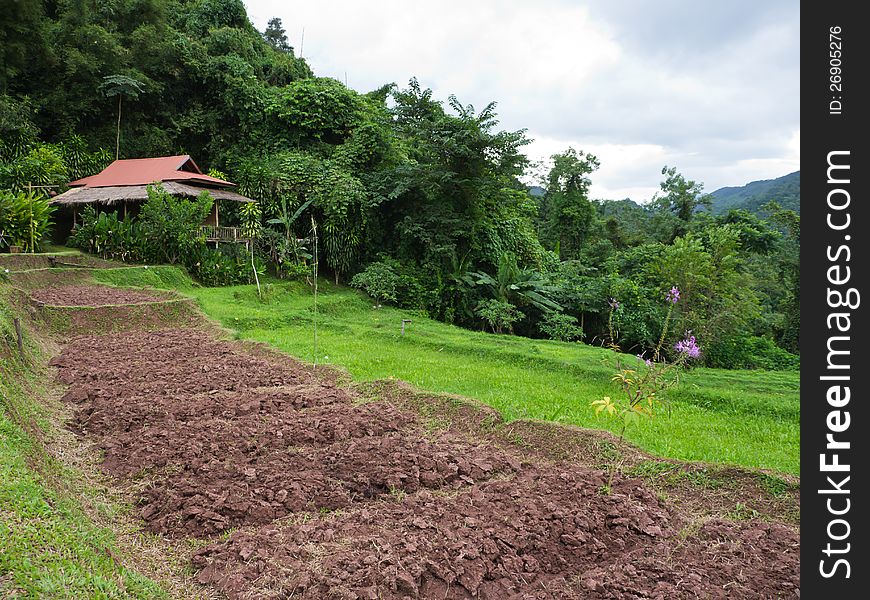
[244,0,799,202]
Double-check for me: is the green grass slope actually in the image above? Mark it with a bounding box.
[95,268,798,475]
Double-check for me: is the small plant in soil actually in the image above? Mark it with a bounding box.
[591,286,701,491]
[756,473,792,498]
[624,460,677,478]
[479,414,500,433]
[592,286,700,438]
[726,502,760,521]
[423,416,450,436]
[388,486,407,502]
[509,433,533,449]
[670,468,725,490]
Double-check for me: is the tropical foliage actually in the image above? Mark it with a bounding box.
[67,205,143,261]
[0,190,55,252]
[0,0,799,368]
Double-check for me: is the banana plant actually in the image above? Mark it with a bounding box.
[469,252,561,313]
[267,195,315,265]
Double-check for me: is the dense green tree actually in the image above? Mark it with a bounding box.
[0,96,39,161]
[360,79,540,321]
[649,225,761,358]
[538,148,600,259]
[262,17,293,53]
[265,77,364,146]
[0,0,47,94]
[715,209,780,254]
[762,201,800,352]
[652,166,712,237]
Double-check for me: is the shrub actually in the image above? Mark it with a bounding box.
[475,299,523,334]
[257,225,312,280]
[68,206,144,261]
[705,335,800,370]
[0,190,55,252]
[607,277,664,351]
[138,185,212,265]
[539,312,583,341]
[188,244,261,287]
[351,261,400,306]
[0,145,67,192]
[351,258,425,308]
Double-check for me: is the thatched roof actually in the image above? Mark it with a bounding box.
[51,182,255,206]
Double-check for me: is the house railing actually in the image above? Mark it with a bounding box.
[201,225,249,243]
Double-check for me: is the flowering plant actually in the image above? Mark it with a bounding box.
[592,286,700,437]
[674,332,700,359]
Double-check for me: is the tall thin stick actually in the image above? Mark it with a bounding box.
[27,183,34,253]
[251,242,261,298]
[116,95,122,160]
[311,215,318,369]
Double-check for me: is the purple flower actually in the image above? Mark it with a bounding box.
[674,332,700,359]
[636,353,653,367]
[666,286,680,304]
[608,297,620,309]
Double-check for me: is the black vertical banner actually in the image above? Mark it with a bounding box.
[802,2,869,597]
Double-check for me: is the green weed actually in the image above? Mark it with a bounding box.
[756,473,793,497]
[726,502,761,520]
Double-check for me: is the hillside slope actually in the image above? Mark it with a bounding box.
[710,171,800,214]
[3,256,799,599]
[91,268,800,475]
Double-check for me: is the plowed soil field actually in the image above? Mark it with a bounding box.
[46,285,799,599]
[31,284,164,306]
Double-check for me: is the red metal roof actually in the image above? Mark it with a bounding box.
[69,155,236,188]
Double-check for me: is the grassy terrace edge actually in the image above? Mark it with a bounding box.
[0,286,171,599]
[92,265,800,475]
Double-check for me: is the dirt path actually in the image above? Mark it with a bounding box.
[45,287,799,599]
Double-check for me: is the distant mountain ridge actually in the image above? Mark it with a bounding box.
[710,171,800,214]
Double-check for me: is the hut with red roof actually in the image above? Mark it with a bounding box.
[50,155,254,243]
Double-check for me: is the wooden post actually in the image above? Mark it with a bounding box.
[401,319,412,336]
[13,317,24,355]
[26,183,34,253]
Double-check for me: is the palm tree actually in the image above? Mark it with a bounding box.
[100,75,145,160]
